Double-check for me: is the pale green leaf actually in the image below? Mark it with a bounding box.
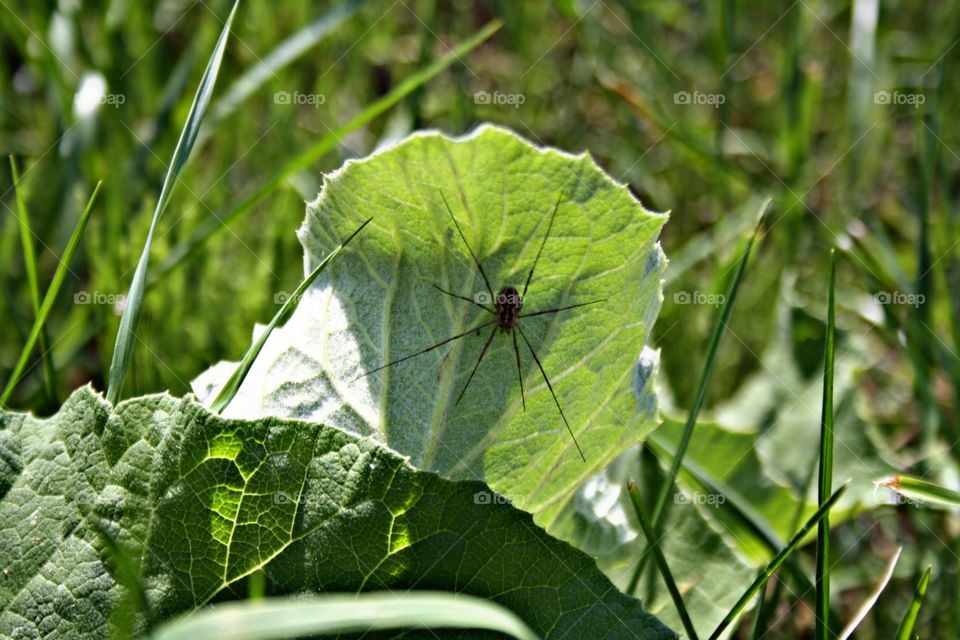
[193,125,667,533]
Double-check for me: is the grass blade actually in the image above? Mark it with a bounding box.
[913,112,937,461]
[8,156,57,403]
[149,19,502,285]
[106,0,240,404]
[749,575,768,640]
[199,0,368,144]
[149,592,540,640]
[837,546,901,640]
[707,483,848,640]
[210,217,371,413]
[627,197,769,594]
[877,475,960,509]
[625,480,699,640]
[895,565,932,640]
[645,433,817,594]
[1,182,102,406]
[816,250,837,640]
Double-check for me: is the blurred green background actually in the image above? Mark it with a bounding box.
[2,0,959,636]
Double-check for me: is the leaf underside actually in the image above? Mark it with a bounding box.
[193,125,668,535]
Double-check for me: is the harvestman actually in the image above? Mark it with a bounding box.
[356,191,604,461]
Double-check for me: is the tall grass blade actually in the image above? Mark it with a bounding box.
[150,592,540,640]
[837,546,901,640]
[106,0,240,404]
[645,434,817,594]
[150,19,502,285]
[895,565,931,640]
[200,0,367,144]
[816,250,837,640]
[628,197,769,594]
[707,483,848,640]
[210,217,371,413]
[749,575,768,640]
[9,156,57,403]
[625,480,699,640]
[1,182,102,406]
[912,113,938,462]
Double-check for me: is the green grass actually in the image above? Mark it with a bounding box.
[107,0,240,404]
[8,156,55,403]
[150,593,539,640]
[1,181,101,406]
[709,484,848,640]
[816,250,837,640]
[2,1,958,636]
[896,565,932,640]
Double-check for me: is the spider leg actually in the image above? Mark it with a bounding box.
[438,190,496,304]
[512,330,525,411]
[454,325,499,405]
[521,193,564,299]
[519,298,606,319]
[517,325,585,462]
[431,283,494,314]
[354,320,495,381]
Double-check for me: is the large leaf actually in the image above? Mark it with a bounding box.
[0,387,675,639]
[193,125,667,531]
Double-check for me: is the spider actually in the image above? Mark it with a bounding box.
[356,190,604,461]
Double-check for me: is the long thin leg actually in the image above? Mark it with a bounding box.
[354,320,495,381]
[517,325,585,462]
[438,190,496,304]
[519,298,606,319]
[455,325,499,405]
[432,283,494,314]
[521,192,564,299]
[512,330,525,411]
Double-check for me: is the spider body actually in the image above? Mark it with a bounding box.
[495,286,522,332]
